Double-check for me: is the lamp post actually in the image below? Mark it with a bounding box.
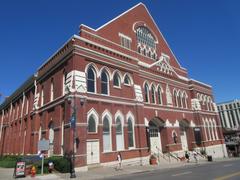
[67,93,85,178]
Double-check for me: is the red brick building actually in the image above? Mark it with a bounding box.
[0,3,227,170]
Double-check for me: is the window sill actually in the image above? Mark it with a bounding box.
[113,86,121,89]
[124,83,131,87]
[87,132,98,134]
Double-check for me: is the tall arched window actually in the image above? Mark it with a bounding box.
[103,116,111,151]
[213,119,219,140]
[63,72,67,95]
[88,115,96,133]
[124,74,131,85]
[151,85,156,104]
[210,120,215,140]
[144,83,149,103]
[127,118,134,148]
[87,67,96,93]
[173,90,178,107]
[50,78,54,102]
[157,86,162,105]
[203,119,208,141]
[48,122,54,156]
[101,71,109,95]
[116,117,124,150]
[113,72,121,87]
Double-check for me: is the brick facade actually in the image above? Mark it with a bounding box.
[0,3,226,169]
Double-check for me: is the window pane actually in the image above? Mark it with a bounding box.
[87,68,95,92]
[128,119,134,147]
[116,118,122,134]
[113,73,120,87]
[124,75,130,85]
[158,87,162,104]
[151,86,155,103]
[103,117,110,133]
[88,115,96,132]
[101,71,108,94]
[144,84,149,102]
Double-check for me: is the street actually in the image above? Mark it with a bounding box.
[107,159,240,180]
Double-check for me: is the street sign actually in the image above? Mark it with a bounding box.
[38,139,50,151]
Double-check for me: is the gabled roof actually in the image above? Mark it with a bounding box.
[94,3,186,71]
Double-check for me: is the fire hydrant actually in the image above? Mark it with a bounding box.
[31,165,36,177]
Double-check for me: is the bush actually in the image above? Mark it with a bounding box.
[47,156,70,173]
[0,155,22,168]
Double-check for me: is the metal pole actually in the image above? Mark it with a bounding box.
[41,154,44,175]
[70,94,76,178]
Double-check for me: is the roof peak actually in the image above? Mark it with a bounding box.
[96,2,147,31]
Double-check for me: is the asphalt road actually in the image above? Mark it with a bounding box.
[107,159,240,180]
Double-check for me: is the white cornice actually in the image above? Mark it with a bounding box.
[73,35,138,62]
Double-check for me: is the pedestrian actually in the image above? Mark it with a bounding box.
[116,152,122,170]
[185,151,190,162]
[193,150,198,163]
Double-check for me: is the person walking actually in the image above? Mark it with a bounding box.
[185,151,190,162]
[116,152,122,170]
[193,150,198,163]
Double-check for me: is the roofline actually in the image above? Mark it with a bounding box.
[217,99,240,105]
[0,75,35,110]
[189,78,212,88]
[37,35,76,71]
[96,3,144,31]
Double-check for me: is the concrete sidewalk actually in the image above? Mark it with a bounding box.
[23,157,239,180]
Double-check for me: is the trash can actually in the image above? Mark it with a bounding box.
[207,155,212,162]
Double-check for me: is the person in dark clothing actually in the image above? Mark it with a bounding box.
[185,151,190,162]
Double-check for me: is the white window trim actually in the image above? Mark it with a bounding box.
[102,114,112,152]
[126,111,136,149]
[87,108,99,134]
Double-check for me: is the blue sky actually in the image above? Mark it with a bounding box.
[0,0,239,104]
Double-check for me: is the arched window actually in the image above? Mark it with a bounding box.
[113,72,121,87]
[157,86,162,105]
[63,72,67,95]
[116,117,124,150]
[144,83,149,103]
[172,132,178,144]
[206,119,212,140]
[180,92,184,108]
[183,92,188,109]
[48,122,54,156]
[151,85,156,104]
[50,78,54,102]
[103,116,111,151]
[178,92,182,108]
[101,71,109,95]
[87,67,96,93]
[88,115,96,133]
[136,26,156,50]
[203,119,208,141]
[213,119,219,140]
[210,120,215,140]
[124,75,131,85]
[127,118,134,148]
[173,90,178,107]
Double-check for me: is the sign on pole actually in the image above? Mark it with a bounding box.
[38,139,50,175]
[38,139,50,151]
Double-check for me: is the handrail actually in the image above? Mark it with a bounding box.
[154,146,170,163]
[168,152,180,161]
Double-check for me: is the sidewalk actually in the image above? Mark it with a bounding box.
[23,157,239,180]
